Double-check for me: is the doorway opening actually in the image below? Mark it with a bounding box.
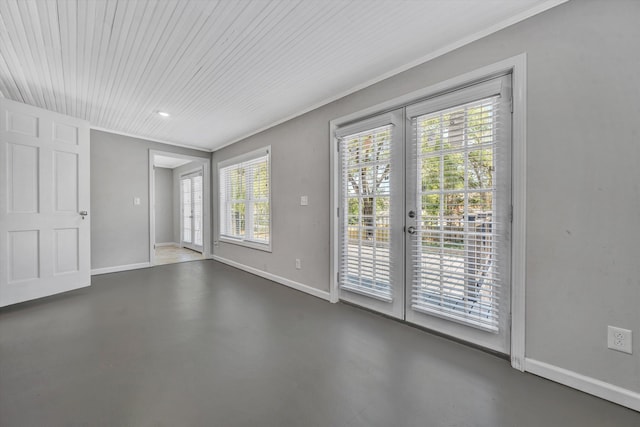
[149,150,211,266]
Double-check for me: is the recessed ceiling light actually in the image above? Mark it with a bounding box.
[157,111,170,117]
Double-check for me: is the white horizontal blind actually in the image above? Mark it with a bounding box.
[410,94,506,332]
[219,149,270,246]
[248,156,270,242]
[182,178,192,243]
[193,174,203,246]
[340,124,394,301]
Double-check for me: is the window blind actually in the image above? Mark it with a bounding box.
[339,124,394,302]
[193,174,203,246]
[409,91,507,332]
[219,148,270,246]
[181,178,192,243]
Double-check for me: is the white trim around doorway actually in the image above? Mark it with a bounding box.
[149,150,212,266]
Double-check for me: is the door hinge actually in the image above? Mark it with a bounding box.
[337,207,339,217]
[510,97,514,114]
[337,272,340,283]
[510,205,514,223]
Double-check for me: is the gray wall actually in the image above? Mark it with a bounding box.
[212,1,640,392]
[154,167,174,244]
[91,130,209,269]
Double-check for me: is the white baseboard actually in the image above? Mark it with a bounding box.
[155,242,178,247]
[212,255,331,302]
[91,262,151,276]
[525,358,640,412]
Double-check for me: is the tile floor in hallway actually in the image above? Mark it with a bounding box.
[154,245,205,265]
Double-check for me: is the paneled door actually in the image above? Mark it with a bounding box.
[337,75,512,354]
[0,98,90,307]
[181,170,203,252]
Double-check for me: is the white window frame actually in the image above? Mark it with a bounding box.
[329,54,527,371]
[218,146,272,252]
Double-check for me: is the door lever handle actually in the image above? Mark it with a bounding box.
[80,211,88,220]
[407,226,417,235]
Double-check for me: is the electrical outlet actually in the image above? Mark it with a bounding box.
[295,258,301,269]
[608,326,632,354]
[133,197,141,206]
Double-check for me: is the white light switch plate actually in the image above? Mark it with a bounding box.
[134,197,141,206]
[300,195,308,206]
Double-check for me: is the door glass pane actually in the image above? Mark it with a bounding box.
[411,97,501,331]
[193,175,203,246]
[182,178,192,243]
[340,125,393,301]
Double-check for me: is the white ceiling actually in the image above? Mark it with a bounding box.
[0,0,564,151]
[153,155,192,169]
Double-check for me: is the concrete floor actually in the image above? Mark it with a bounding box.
[1,260,638,427]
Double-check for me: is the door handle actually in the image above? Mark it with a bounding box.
[407,226,417,235]
[79,211,88,220]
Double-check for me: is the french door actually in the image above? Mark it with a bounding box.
[338,75,512,353]
[181,170,203,252]
[337,110,405,318]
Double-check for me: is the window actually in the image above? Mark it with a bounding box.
[219,147,271,250]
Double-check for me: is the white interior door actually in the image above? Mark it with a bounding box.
[0,98,90,307]
[181,170,203,252]
[336,76,512,354]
